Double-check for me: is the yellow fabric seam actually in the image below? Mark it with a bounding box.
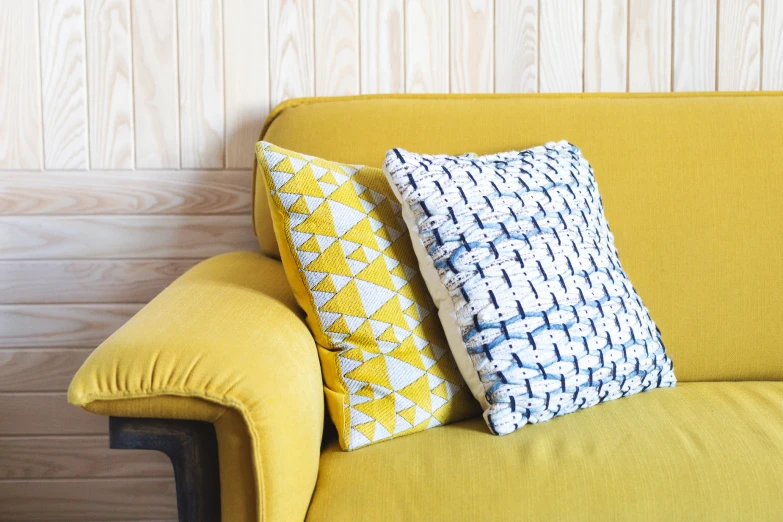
[71,388,268,522]
[255,143,353,444]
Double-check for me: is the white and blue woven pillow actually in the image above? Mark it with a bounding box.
[383,141,676,435]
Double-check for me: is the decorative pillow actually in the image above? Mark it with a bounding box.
[383,141,676,435]
[256,142,480,450]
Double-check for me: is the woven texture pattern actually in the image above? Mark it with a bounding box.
[257,142,477,450]
[384,141,676,435]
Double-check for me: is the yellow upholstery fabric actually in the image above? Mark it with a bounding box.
[309,382,783,522]
[256,93,783,383]
[68,251,323,522]
[256,141,479,450]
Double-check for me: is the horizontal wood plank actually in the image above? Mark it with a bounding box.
[0,215,257,260]
[0,259,198,304]
[0,349,92,391]
[0,478,176,520]
[0,435,172,479]
[0,393,107,435]
[0,304,140,349]
[0,170,252,215]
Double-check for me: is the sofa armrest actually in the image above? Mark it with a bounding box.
[68,251,323,522]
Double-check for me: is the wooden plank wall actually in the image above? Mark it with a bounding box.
[0,0,781,519]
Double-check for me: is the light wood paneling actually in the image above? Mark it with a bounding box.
[0,349,92,391]
[0,1,43,169]
[177,0,225,168]
[39,0,90,170]
[270,0,315,106]
[763,0,783,90]
[450,0,494,93]
[0,170,251,215]
[0,260,198,305]
[0,393,107,434]
[540,0,584,92]
[85,0,134,169]
[629,0,672,92]
[315,0,359,96]
[495,0,537,93]
[0,478,176,521]
[224,0,270,168]
[584,0,628,92]
[405,0,449,93]
[0,215,256,260]
[361,0,405,94]
[132,0,180,169]
[0,305,141,349]
[673,0,717,91]
[0,435,172,479]
[718,0,761,91]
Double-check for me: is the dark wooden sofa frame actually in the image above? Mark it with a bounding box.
[109,417,221,522]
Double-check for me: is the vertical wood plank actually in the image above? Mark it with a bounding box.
[39,0,89,169]
[762,0,783,89]
[584,0,628,92]
[673,0,717,91]
[360,0,404,94]
[540,0,584,93]
[177,0,224,169]
[450,0,493,93]
[132,0,179,169]
[628,0,672,92]
[405,0,449,93]
[494,0,537,93]
[315,0,359,96]
[269,0,315,106]
[224,0,270,168]
[0,1,43,169]
[85,0,133,169]
[718,0,761,91]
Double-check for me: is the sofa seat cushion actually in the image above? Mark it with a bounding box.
[308,382,783,522]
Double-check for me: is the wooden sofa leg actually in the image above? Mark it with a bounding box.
[109,417,221,522]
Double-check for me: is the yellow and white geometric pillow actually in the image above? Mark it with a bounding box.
[257,142,479,450]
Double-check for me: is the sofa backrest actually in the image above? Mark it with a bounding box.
[256,93,783,383]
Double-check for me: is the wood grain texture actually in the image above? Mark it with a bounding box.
[450,0,494,93]
[584,0,628,92]
[315,0,359,96]
[224,0,270,169]
[0,349,92,391]
[0,478,176,520]
[0,305,140,349]
[0,1,43,169]
[718,0,761,90]
[39,0,90,170]
[361,0,405,93]
[0,215,256,260]
[628,0,672,92]
[763,0,783,89]
[673,0,717,91]
[269,0,315,106]
[540,0,584,92]
[405,0,449,93]
[494,0,537,93]
[0,170,251,215]
[0,435,171,479]
[0,260,199,305]
[85,0,134,169]
[0,393,107,434]
[131,0,180,169]
[177,0,225,169]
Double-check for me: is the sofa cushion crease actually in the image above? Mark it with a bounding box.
[68,251,324,522]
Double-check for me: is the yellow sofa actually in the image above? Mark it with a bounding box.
[69,93,783,522]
